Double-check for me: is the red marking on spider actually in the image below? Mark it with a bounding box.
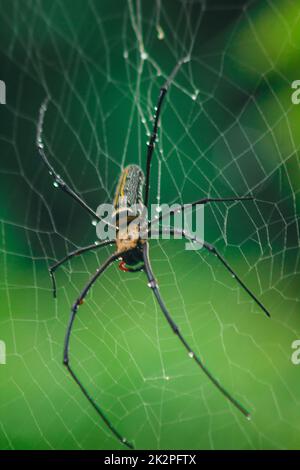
[78,299,84,305]
[119,261,129,272]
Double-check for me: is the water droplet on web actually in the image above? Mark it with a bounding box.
[123,50,128,59]
[192,89,199,101]
[188,352,194,358]
[53,181,59,188]
[141,51,148,61]
[156,206,161,213]
[156,25,165,40]
[91,220,97,226]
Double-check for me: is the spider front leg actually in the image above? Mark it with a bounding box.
[49,240,115,298]
[63,250,134,450]
[142,242,250,419]
[144,58,188,207]
[37,98,116,231]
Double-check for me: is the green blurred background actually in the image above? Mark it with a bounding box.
[0,0,299,450]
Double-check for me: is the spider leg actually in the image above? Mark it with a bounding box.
[37,98,115,229]
[149,196,254,228]
[49,240,115,298]
[142,242,250,418]
[179,229,271,318]
[63,250,134,450]
[153,227,270,318]
[144,58,188,207]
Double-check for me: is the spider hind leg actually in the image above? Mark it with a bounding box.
[63,251,134,449]
[141,241,250,419]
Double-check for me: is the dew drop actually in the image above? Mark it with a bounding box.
[141,51,148,61]
[188,352,194,358]
[53,181,59,188]
[91,220,97,226]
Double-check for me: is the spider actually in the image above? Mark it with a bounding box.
[36,59,270,450]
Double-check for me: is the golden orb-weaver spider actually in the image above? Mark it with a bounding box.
[36,60,270,449]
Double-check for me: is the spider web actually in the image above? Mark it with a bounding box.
[0,0,300,450]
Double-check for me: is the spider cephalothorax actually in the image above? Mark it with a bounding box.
[37,59,270,450]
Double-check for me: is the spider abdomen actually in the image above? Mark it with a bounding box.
[113,165,145,216]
